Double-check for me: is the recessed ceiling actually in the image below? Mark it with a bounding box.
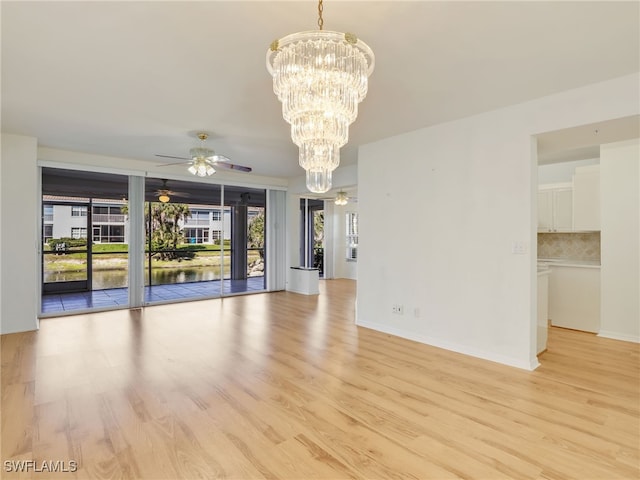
[3,1,639,179]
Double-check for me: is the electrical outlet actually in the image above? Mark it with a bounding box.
[392,304,404,315]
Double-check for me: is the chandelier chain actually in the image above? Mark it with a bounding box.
[317,0,324,30]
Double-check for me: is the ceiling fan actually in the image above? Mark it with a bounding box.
[152,179,188,203]
[156,132,252,176]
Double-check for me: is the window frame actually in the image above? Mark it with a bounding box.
[346,212,358,262]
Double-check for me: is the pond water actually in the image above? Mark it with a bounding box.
[44,266,232,290]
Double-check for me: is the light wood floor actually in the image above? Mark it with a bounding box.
[2,279,639,479]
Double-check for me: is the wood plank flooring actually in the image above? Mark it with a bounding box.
[2,279,639,479]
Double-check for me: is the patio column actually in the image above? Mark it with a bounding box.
[231,195,248,280]
[127,175,145,307]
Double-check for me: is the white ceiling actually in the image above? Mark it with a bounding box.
[2,1,639,180]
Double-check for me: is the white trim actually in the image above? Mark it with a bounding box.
[266,189,287,291]
[597,330,640,344]
[38,160,143,177]
[128,175,145,308]
[356,319,541,371]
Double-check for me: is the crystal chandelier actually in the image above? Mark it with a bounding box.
[334,190,348,206]
[266,0,374,193]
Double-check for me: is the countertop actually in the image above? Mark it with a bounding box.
[538,258,601,269]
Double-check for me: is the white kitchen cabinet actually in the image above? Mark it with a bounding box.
[573,164,600,231]
[538,184,573,232]
[548,264,600,333]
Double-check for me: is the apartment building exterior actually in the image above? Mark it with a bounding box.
[42,196,246,246]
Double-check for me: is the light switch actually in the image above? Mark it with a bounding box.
[512,241,528,255]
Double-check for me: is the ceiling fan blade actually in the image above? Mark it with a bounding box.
[156,153,191,161]
[156,154,190,160]
[156,161,192,167]
[210,154,231,163]
[213,162,252,173]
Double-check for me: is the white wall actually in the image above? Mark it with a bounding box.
[1,134,40,334]
[356,73,640,370]
[599,139,640,342]
[538,158,599,184]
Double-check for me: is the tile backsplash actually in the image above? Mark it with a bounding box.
[537,232,601,262]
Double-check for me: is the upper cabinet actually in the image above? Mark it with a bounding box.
[573,165,600,231]
[538,183,573,232]
[538,164,601,233]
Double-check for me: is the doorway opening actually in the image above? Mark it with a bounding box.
[300,198,324,276]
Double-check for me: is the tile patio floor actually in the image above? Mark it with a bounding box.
[41,277,266,315]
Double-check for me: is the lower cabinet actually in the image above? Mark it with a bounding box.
[548,265,600,333]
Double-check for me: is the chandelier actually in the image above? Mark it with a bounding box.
[334,190,348,206]
[266,0,374,193]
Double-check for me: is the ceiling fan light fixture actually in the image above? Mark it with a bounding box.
[266,0,374,193]
[158,193,170,203]
[189,146,215,160]
[156,131,252,175]
[188,158,216,177]
[187,133,217,177]
[334,190,348,206]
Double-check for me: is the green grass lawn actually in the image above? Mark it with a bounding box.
[44,244,261,272]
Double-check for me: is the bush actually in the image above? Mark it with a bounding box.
[48,237,87,250]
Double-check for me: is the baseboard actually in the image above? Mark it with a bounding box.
[356,319,539,371]
[0,318,39,335]
[597,330,640,343]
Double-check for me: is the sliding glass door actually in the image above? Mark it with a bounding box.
[143,178,266,303]
[41,167,129,314]
[41,168,269,314]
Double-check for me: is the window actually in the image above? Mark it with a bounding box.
[71,205,87,217]
[211,210,222,221]
[94,225,124,243]
[43,225,53,242]
[346,212,358,261]
[211,230,222,241]
[187,210,210,225]
[184,228,209,244]
[92,205,124,223]
[43,205,54,222]
[93,206,109,215]
[71,227,87,239]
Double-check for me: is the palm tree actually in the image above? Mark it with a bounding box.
[248,210,265,259]
[121,201,191,260]
[148,202,191,260]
